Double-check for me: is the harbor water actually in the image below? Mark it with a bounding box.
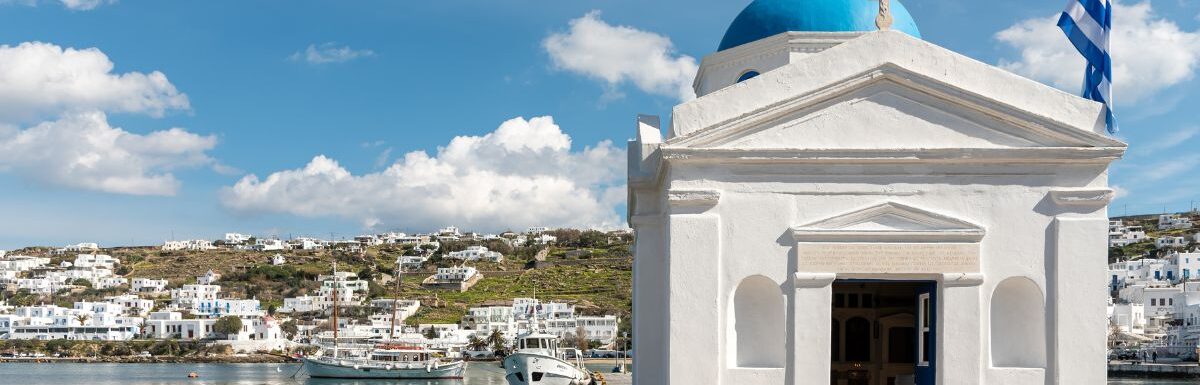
[0,362,634,385]
[0,363,1185,384]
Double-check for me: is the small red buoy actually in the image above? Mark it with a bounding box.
[188,372,199,378]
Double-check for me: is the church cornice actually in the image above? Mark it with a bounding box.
[659,147,1125,165]
[673,64,1126,150]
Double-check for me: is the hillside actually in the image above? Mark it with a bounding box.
[7,230,635,330]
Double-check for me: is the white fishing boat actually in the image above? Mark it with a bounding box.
[302,345,466,379]
[301,261,466,379]
[503,332,594,385]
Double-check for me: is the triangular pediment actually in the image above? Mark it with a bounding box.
[790,202,985,242]
[670,65,1124,150]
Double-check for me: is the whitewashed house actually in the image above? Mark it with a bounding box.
[54,243,99,255]
[438,226,462,239]
[249,238,286,252]
[1109,220,1147,247]
[196,269,221,285]
[288,237,324,251]
[626,1,1123,383]
[170,284,221,310]
[279,295,320,313]
[2,303,141,341]
[72,254,119,269]
[270,254,286,266]
[315,272,369,308]
[131,278,168,294]
[1157,236,1188,250]
[1111,303,1147,334]
[162,239,216,251]
[1166,252,1200,282]
[354,235,382,247]
[1159,214,1193,230]
[397,255,427,270]
[423,266,480,292]
[446,246,504,262]
[224,233,252,245]
[105,294,155,317]
[93,277,128,290]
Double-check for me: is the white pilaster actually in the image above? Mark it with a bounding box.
[667,213,721,384]
[791,272,836,385]
[1050,217,1108,384]
[939,273,984,384]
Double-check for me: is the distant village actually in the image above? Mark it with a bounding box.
[1109,213,1200,361]
[0,226,631,359]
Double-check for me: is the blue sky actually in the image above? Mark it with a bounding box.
[0,0,1198,249]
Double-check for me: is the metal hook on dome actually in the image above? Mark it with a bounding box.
[876,0,894,31]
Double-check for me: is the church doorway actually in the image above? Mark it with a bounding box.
[830,281,935,385]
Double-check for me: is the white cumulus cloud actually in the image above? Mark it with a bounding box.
[0,111,215,196]
[0,41,215,196]
[0,41,189,124]
[544,11,698,101]
[59,0,112,10]
[290,43,375,64]
[0,0,113,10]
[221,116,626,231]
[995,0,1200,104]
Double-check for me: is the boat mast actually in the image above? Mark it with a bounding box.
[390,259,401,341]
[332,261,339,358]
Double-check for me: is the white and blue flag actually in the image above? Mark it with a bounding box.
[1058,0,1117,134]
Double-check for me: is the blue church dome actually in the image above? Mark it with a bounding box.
[718,0,921,51]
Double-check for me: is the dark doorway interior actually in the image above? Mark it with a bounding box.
[830,281,934,385]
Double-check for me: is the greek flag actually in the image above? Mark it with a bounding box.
[1058,0,1117,134]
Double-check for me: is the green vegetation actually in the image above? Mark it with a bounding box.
[5,230,635,337]
[400,261,632,325]
[212,316,243,338]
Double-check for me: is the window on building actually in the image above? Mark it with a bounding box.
[737,70,760,83]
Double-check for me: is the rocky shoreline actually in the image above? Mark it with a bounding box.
[0,353,296,364]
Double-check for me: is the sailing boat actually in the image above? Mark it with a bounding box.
[301,261,465,379]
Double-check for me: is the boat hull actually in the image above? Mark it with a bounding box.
[302,357,465,379]
[503,352,592,385]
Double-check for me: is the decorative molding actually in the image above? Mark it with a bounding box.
[941,273,985,287]
[667,189,721,207]
[659,147,1124,166]
[1048,188,1115,208]
[790,201,985,243]
[793,272,838,288]
[629,214,662,226]
[671,64,1127,151]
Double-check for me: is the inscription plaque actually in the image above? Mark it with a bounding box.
[797,243,979,273]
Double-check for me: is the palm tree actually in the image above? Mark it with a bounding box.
[486,329,508,354]
[467,335,487,351]
[74,314,91,326]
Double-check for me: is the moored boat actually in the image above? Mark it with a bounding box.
[503,332,593,385]
[302,346,465,379]
[300,261,466,379]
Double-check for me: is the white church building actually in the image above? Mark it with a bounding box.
[627,1,1125,385]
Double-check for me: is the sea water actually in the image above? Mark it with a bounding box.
[0,363,1182,384]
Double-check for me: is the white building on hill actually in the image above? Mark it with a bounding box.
[1160,214,1194,230]
[446,246,504,262]
[131,278,168,294]
[1109,220,1147,247]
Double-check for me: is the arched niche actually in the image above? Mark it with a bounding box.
[729,275,785,368]
[990,276,1047,368]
